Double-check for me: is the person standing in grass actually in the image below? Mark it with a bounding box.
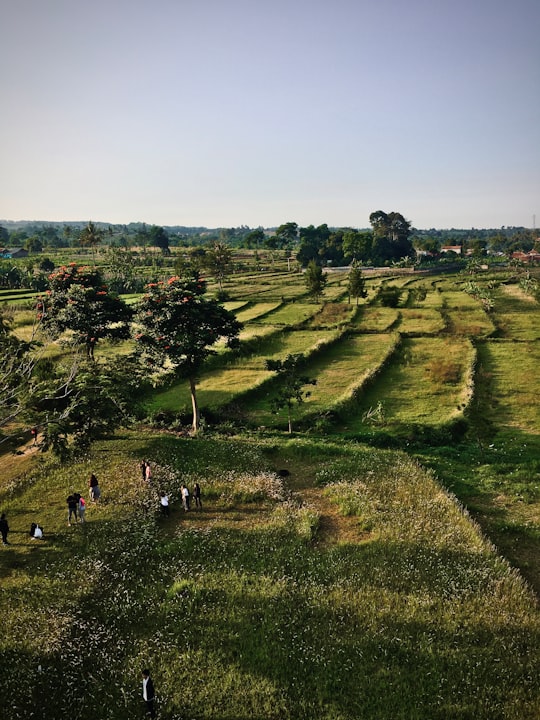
[89,473,100,502]
[139,460,147,482]
[145,462,152,484]
[181,484,190,511]
[160,492,170,517]
[141,668,156,718]
[78,495,86,523]
[66,495,78,525]
[0,513,9,545]
[193,482,202,509]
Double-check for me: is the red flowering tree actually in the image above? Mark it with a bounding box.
[135,274,242,432]
[38,264,133,359]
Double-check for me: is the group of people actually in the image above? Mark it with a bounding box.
[1,512,44,544]
[140,459,202,517]
[66,492,87,525]
[3,463,203,549]
[159,482,202,517]
[66,474,100,526]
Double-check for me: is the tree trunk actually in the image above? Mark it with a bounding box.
[189,375,200,433]
[287,405,292,434]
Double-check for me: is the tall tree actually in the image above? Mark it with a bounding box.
[39,264,133,359]
[342,230,373,263]
[135,275,242,432]
[205,240,233,292]
[80,221,104,265]
[297,224,332,266]
[148,225,170,254]
[244,228,265,249]
[369,211,413,264]
[274,222,298,249]
[265,353,316,434]
[29,357,143,460]
[0,310,35,439]
[347,264,367,305]
[304,260,327,303]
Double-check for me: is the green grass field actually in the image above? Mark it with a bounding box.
[1,262,539,719]
[243,333,399,428]
[1,434,538,720]
[336,336,476,432]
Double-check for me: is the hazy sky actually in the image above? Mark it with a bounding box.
[1,0,539,229]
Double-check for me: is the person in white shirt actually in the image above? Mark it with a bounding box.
[160,492,170,517]
[181,484,190,511]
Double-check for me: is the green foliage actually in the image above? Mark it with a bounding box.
[39,264,133,359]
[29,357,144,460]
[205,240,233,290]
[0,310,34,437]
[347,264,367,305]
[304,260,327,302]
[379,284,402,307]
[463,280,495,311]
[265,353,316,433]
[135,275,242,430]
[369,210,414,263]
[78,220,103,260]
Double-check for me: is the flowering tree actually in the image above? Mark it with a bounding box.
[135,275,242,432]
[38,264,133,359]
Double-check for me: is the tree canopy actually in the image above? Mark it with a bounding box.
[369,210,414,264]
[39,264,133,359]
[304,260,327,303]
[135,275,242,431]
[265,353,316,433]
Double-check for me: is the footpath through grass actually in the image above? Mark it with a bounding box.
[0,432,538,720]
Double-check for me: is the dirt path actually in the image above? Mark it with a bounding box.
[166,473,369,548]
[294,485,370,547]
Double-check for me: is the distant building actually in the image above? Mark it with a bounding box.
[0,247,28,259]
[511,250,540,263]
[440,245,462,255]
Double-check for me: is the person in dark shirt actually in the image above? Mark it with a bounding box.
[0,513,9,544]
[141,669,156,718]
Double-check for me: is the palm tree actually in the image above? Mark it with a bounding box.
[79,221,103,266]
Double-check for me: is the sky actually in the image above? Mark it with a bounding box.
[1,0,539,230]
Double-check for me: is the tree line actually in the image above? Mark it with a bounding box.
[2,215,536,260]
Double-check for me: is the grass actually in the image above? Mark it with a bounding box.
[146,329,339,414]
[0,433,538,720]
[398,307,446,334]
[477,341,540,436]
[242,333,399,428]
[351,306,399,332]
[2,262,540,718]
[337,336,476,432]
[493,286,540,341]
[442,291,496,336]
[251,303,322,326]
[233,302,282,323]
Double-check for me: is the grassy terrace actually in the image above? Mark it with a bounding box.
[242,333,399,428]
[0,434,538,720]
[335,336,476,432]
[397,307,446,334]
[1,263,539,719]
[443,291,496,336]
[146,329,339,414]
